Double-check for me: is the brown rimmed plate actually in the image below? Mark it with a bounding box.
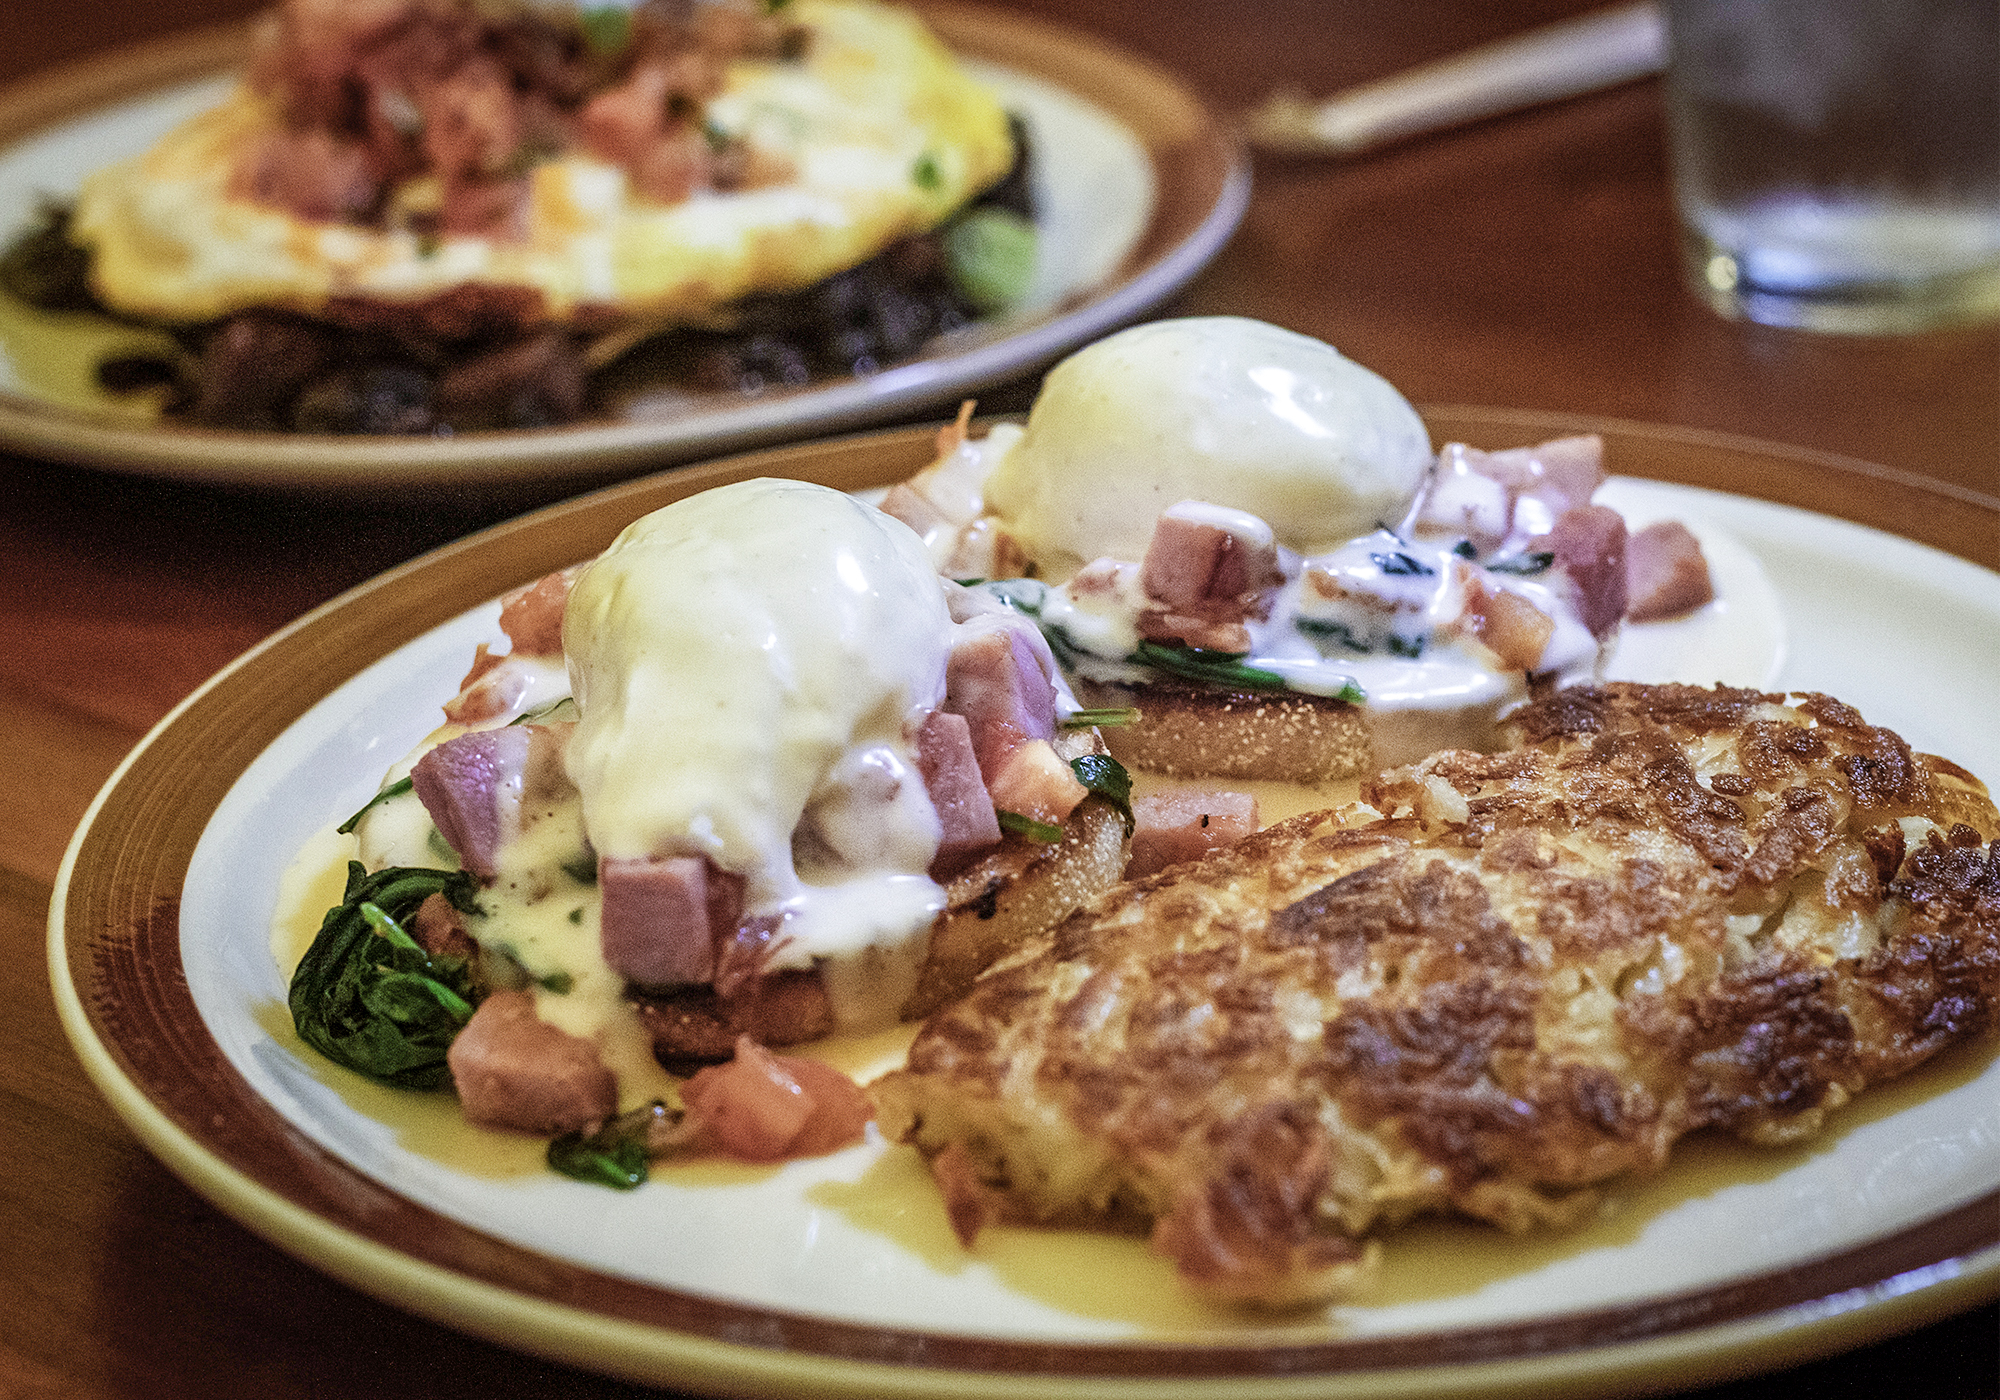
[50,412,2000,1399]
[0,4,1247,491]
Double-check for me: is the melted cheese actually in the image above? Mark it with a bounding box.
[70,0,1014,326]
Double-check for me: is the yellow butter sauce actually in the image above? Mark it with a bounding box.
[0,292,174,419]
[271,764,1995,1333]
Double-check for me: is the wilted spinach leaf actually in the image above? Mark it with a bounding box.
[288,862,483,1090]
[549,1102,670,1189]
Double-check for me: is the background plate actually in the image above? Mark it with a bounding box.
[50,412,2000,1399]
[0,3,1247,490]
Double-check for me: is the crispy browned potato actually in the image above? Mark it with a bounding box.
[876,683,2000,1306]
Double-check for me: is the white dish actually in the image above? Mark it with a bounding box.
[52,417,2000,1398]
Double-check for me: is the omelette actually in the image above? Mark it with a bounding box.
[52,0,1019,428]
[873,682,2000,1305]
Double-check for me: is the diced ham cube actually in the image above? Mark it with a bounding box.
[915,710,1001,876]
[412,724,534,879]
[1126,788,1259,878]
[600,856,747,987]
[1425,436,1608,548]
[497,563,583,656]
[409,891,477,963]
[1140,501,1282,622]
[229,127,382,223]
[987,738,1088,828]
[1538,504,1629,637]
[945,624,1058,780]
[879,481,952,541]
[448,989,616,1134]
[1625,520,1715,622]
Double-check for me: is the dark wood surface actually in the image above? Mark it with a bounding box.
[3,3,1994,1398]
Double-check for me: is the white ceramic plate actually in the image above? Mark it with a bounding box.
[50,414,2000,1399]
[0,5,1247,490]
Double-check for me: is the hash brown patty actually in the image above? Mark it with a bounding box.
[872,683,2000,1305]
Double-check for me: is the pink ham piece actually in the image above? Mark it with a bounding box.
[943,621,1086,829]
[447,989,616,1134]
[1625,520,1715,622]
[1538,505,1629,637]
[599,856,745,987]
[229,128,383,223]
[915,710,1001,877]
[411,724,534,880]
[945,623,1060,785]
[1424,437,1608,552]
[1140,501,1283,622]
[1126,788,1259,878]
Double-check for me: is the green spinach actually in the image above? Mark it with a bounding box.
[288,863,483,1090]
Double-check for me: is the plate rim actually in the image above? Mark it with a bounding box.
[49,410,2000,1399]
[0,3,1250,490]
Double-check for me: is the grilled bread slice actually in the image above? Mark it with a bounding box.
[873,683,2000,1305]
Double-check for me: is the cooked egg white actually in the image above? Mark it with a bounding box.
[981,316,1436,574]
[562,478,956,1022]
[70,0,1014,327]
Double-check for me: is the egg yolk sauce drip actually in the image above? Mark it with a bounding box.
[308,478,1128,1169]
[884,318,1722,789]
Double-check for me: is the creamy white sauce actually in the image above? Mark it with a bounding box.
[929,318,1785,733]
[981,317,1435,572]
[562,479,960,1022]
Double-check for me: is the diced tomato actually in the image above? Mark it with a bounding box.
[680,1036,872,1162]
[497,564,583,656]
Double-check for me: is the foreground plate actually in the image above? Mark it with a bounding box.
[0,4,1246,490]
[51,412,2000,1399]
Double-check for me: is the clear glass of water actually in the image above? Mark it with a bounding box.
[1663,0,2000,333]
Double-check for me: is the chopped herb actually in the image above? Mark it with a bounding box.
[1385,633,1426,659]
[943,208,1037,313]
[1486,551,1556,576]
[578,7,632,56]
[1061,706,1140,729]
[510,695,579,726]
[1371,550,1434,577]
[536,970,575,994]
[1070,753,1134,834]
[1452,539,1479,559]
[1131,640,1288,691]
[288,863,483,1090]
[416,233,442,259]
[558,854,598,885]
[0,199,99,311]
[548,1101,669,1189]
[998,810,1064,843]
[568,907,584,924]
[1295,616,1370,653]
[337,776,415,835]
[912,152,943,190]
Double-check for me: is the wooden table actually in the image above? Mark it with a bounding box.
[3,2,1994,1397]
